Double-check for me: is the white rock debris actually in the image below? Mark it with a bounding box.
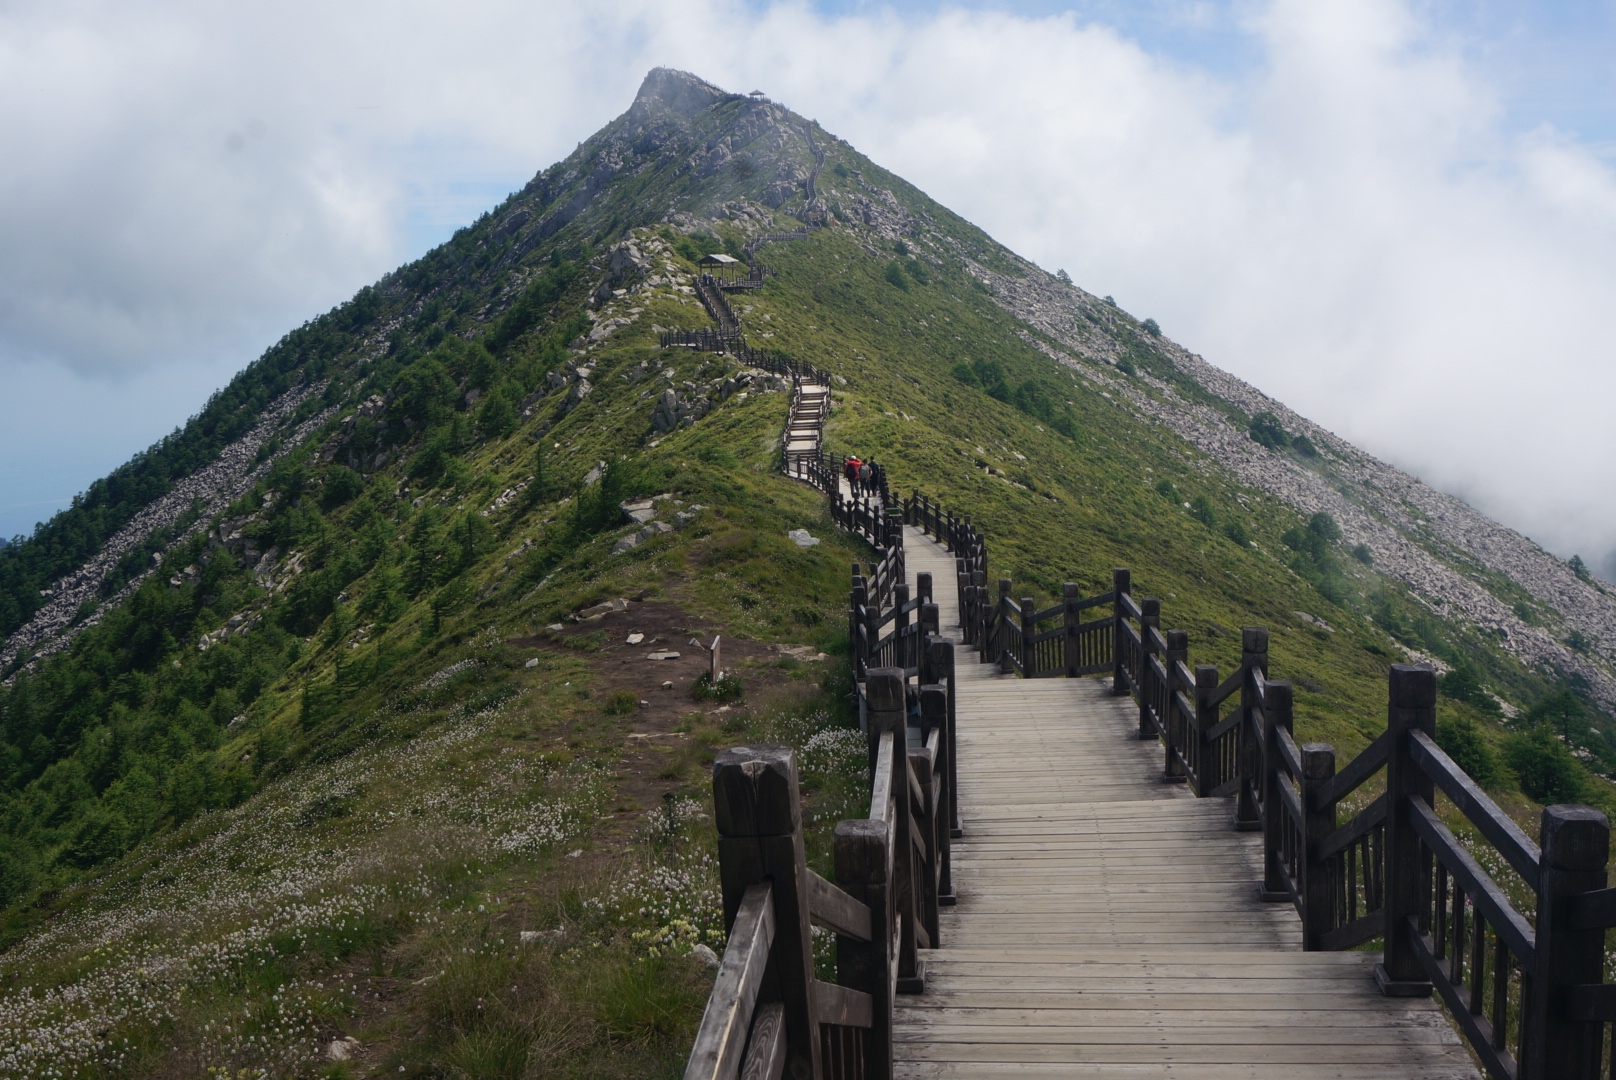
[2,382,335,679]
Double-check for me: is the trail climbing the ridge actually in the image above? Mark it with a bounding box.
[890,528,1478,1079]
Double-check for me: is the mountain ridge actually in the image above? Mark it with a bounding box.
[0,65,1612,1076]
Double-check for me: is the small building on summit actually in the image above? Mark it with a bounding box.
[699,253,740,269]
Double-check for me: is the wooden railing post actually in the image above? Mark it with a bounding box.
[1138,599,1161,739]
[931,638,961,842]
[975,572,991,661]
[1376,664,1436,997]
[916,571,932,604]
[1300,743,1337,951]
[1111,568,1132,695]
[851,570,869,682]
[893,582,911,671]
[834,817,893,1080]
[1524,805,1610,1079]
[997,579,1013,674]
[920,682,954,906]
[907,739,938,947]
[1195,664,1219,796]
[712,746,820,1079]
[867,669,920,998]
[1233,628,1268,831]
[1062,584,1081,676]
[1164,630,1188,781]
[920,602,939,643]
[1259,681,1294,903]
[1020,597,1036,676]
[955,558,969,639]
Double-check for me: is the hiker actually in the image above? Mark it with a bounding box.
[858,459,872,493]
[845,456,861,488]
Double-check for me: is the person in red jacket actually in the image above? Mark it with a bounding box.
[845,456,861,487]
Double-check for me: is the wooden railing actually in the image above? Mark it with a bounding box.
[661,326,742,351]
[686,668,956,1080]
[742,227,812,262]
[714,264,773,291]
[895,488,1616,1080]
[687,265,960,1077]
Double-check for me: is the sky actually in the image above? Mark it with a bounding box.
[1,0,1614,577]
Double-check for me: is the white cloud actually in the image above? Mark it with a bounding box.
[2,0,1614,570]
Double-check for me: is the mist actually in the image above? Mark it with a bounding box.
[1,0,1612,577]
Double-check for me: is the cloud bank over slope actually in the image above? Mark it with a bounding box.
[2,0,1614,575]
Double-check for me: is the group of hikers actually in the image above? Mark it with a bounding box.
[843,455,886,497]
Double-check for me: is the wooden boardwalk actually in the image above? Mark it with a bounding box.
[894,527,1479,1079]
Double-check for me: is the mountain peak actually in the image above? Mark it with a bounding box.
[632,67,729,119]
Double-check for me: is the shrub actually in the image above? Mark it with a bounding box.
[883,261,909,290]
[893,240,909,256]
[832,161,850,178]
[1189,495,1217,528]
[604,690,640,715]
[1351,543,1374,566]
[1570,554,1591,581]
[1525,689,1588,741]
[1141,318,1161,336]
[1056,269,1073,285]
[1115,357,1136,376]
[904,258,930,285]
[1223,519,1250,546]
[1437,715,1500,787]
[1307,512,1341,542]
[1249,411,1289,451]
[1566,629,1594,655]
[1439,667,1500,714]
[692,670,743,702]
[1292,434,1318,457]
[321,465,366,510]
[1155,479,1179,502]
[1503,726,1588,804]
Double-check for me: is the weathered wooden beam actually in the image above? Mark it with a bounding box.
[712,747,822,1078]
[684,883,775,1080]
[1377,665,1437,998]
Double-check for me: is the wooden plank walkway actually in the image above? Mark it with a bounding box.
[895,526,1479,1079]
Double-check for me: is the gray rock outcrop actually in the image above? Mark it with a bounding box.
[2,383,336,678]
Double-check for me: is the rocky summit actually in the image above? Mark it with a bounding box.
[0,67,1612,1077]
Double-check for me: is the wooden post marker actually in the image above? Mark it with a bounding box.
[1300,742,1337,951]
[1234,627,1268,831]
[1164,629,1188,779]
[1377,664,1436,997]
[1111,568,1131,695]
[1260,680,1293,902]
[1062,583,1081,677]
[1138,599,1161,740]
[1525,804,1609,1078]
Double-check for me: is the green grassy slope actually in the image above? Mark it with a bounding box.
[0,67,1604,1078]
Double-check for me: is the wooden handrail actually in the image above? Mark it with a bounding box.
[808,869,872,942]
[1409,729,1542,891]
[684,883,775,1080]
[1409,797,1535,963]
[1310,729,1389,809]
